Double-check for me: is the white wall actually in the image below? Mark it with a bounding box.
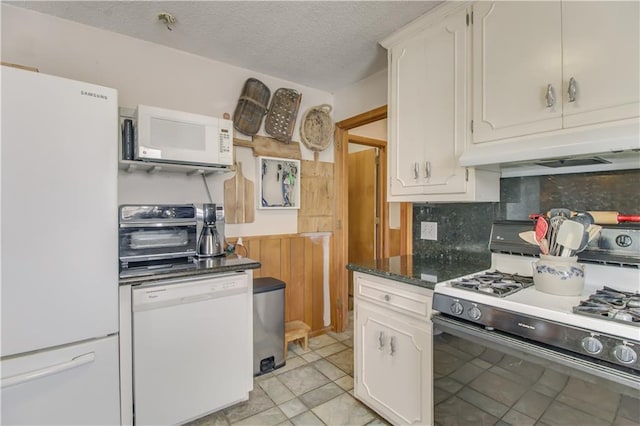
[333,68,387,122]
[350,119,388,140]
[1,4,334,237]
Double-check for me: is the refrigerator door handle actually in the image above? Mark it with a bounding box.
[1,352,95,388]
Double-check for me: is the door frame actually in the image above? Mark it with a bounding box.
[331,105,412,333]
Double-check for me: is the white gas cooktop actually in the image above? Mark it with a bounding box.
[434,253,640,341]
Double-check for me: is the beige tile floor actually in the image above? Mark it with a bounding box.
[185,314,389,426]
[186,314,640,426]
[433,333,640,426]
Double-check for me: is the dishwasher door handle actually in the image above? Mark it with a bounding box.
[180,293,215,304]
[1,352,95,388]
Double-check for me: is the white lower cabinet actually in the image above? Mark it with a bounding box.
[353,272,433,425]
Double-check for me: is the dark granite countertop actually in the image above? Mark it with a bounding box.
[347,254,490,290]
[119,255,261,285]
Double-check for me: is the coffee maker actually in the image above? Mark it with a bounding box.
[197,203,225,257]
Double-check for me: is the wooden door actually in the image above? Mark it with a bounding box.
[348,148,377,309]
[472,1,562,143]
[348,148,378,264]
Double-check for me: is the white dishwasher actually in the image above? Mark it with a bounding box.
[132,272,253,426]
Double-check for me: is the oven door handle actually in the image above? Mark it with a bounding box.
[432,314,640,390]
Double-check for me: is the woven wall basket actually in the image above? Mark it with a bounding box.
[233,78,270,136]
[300,104,333,158]
[265,88,302,143]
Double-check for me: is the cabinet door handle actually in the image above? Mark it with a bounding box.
[389,336,396,356]
[378,332,385,350]
[545,84,556,108]
[568,77,577,103]
[413,162,419,179]
[424,161,431,179]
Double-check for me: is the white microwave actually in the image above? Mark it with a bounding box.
[135,105,233,167]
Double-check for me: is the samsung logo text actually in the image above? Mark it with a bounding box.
[80,90,108,100]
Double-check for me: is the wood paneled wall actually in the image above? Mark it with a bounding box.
[298,160,333,233]
[229,233,331,335]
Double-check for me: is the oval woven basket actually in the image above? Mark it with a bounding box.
[233,78,270,136]
[300,104,334,153]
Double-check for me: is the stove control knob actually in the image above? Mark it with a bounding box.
[468,306,482,321]
[613,345,638,365]
[581,336,603,354]
[450,302,464,316]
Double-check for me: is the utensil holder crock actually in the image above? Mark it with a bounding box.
[533,255,585,296]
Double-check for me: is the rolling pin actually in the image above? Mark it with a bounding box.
[586,211,640,224]
[530,211,640,224]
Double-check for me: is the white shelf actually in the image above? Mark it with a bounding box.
[118,107,232,176]
[118,159,230,176]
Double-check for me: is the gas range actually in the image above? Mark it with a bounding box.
[449,271,534,297]
[574,287,640,325]
[433,221,640,382]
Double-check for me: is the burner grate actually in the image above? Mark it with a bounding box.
[573,286,640,326]
[450,270,533,297]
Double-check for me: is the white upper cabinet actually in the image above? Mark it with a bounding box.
[472,1,640,144]
[561,1,640,128]
[472,2,562,143]
[391,12,466,195]
[383,4,499,202]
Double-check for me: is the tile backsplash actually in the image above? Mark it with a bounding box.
[412,169,640,258]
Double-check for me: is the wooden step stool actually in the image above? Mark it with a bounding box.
[284,320,310,358]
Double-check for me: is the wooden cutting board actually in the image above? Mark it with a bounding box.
[224,161,255,224]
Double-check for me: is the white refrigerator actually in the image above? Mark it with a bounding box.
[1,66,120,425]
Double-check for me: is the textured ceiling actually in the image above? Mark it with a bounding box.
[8,1,442,91]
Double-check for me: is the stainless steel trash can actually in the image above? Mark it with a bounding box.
[253,277,285,375]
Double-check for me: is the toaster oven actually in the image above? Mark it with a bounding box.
[118,204,197,271]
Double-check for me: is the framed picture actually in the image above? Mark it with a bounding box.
[257,156,301,209]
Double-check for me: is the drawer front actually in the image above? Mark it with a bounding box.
[356,274,432,319]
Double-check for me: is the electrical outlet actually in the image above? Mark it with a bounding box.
[420,222,438,240]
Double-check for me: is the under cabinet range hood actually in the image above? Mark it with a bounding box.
[459,120,640,177]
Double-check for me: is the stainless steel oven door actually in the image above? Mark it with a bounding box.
[431,314,640,425]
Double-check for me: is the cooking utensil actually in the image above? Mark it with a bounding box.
[548,208,572,218]
[531,210,640,224]
[535,217,549,242]
[533,217,549,254]
[574,211,594,224]
[588,224,603,242]
[548,215,566,256]
[556,219,584,257]
[224,161,255,224]
[575,232,590,254]
[571,212,593,254]
[519,230,539,246]
[540,238,550,255]
[587,211,640,225]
